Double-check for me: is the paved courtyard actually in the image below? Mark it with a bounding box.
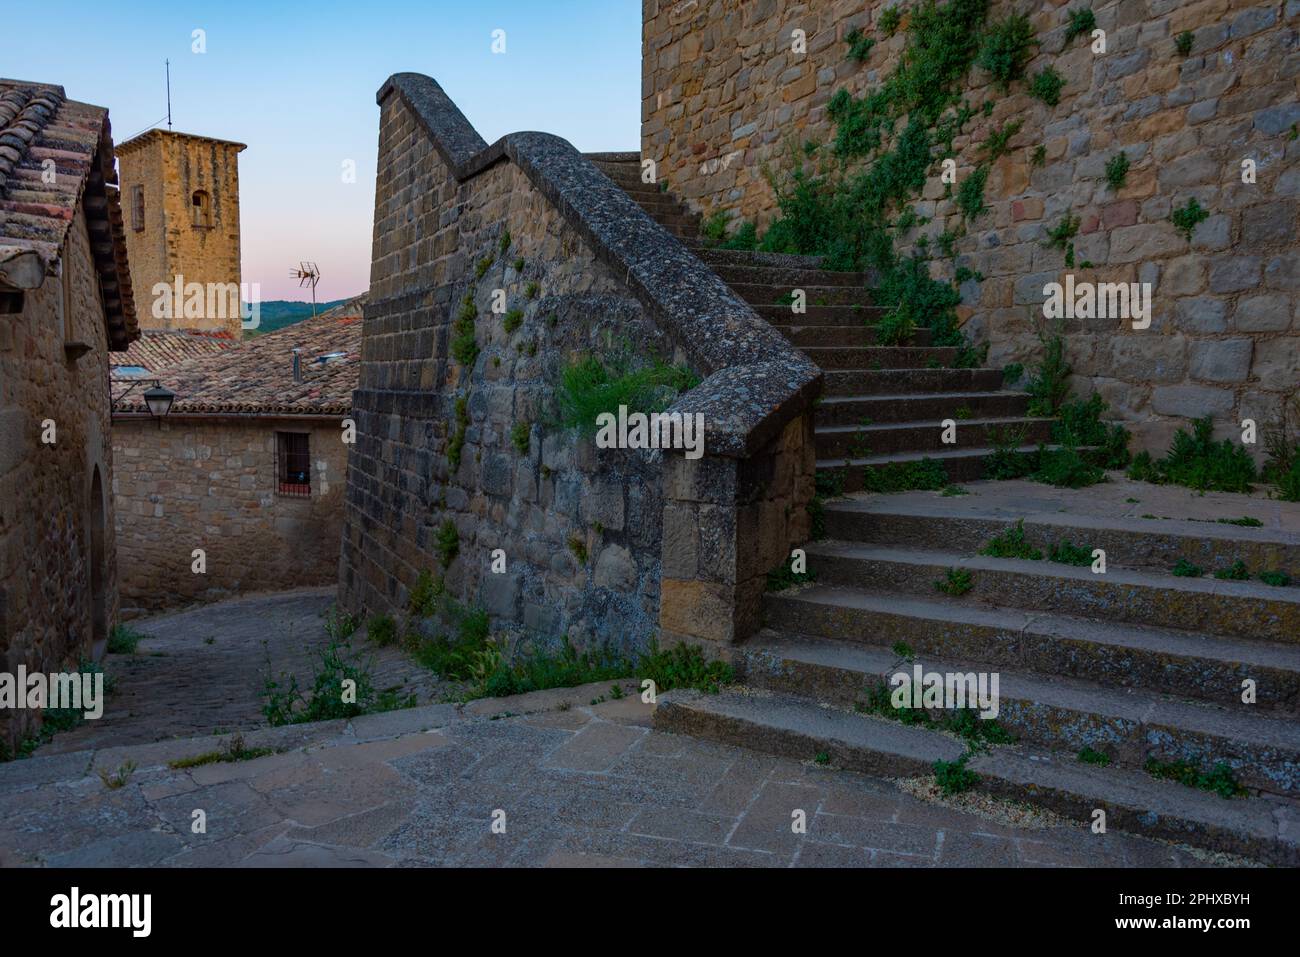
[0,590,1252,868]
[43,588,447,754]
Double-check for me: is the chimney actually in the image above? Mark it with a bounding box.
[291,347,302,382]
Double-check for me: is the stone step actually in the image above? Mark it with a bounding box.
[645,211,699,230]
[822,496,1300,578]
[801,542,1300,644]
[818,446,1030,487]
[729,283,869,306]
[754,304,888,325]
[735,632,1300,793]
[692,246,840,271]
[801,346,958,371]
[814,391,1030,426]
[710,264,868,288]
[654,688,1299,864]
[628,194,692,216]
[592,165,649,185]
[774,325,935,348]
[823,367,1005,396]
[815,417,1054,458]
[762,586,1300,713]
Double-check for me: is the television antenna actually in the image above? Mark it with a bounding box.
[290,262,321,317]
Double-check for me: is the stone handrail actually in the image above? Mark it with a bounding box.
[376,72,822,459]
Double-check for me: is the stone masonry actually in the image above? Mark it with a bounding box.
[641,0,1300,454]
[112,418,349,617]
[115,130,247,338]
[339,74,820,654]
[0,78,138,754]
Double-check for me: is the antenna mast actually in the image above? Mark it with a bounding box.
[166,59,172,130]
[291,263,322,318]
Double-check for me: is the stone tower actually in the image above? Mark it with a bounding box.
[115,129,247,337]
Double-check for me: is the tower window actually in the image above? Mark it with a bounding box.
[191,189,213,228]
[131,185,144,231]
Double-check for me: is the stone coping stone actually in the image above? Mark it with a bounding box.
[376,72,821,459]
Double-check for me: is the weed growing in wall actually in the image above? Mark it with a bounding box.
[1029,66,1065,106]
[1171,197,1210,239]
[1064,8,1097,45]
[452,293,479,367]
[976,12,1037,91]
[436,519,460,568]
[1104,151,1130,191]
[844,27,876,63]
[556,354,698,437]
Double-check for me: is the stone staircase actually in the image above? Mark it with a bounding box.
[588,155,1051,488]
[589,155,1300,864]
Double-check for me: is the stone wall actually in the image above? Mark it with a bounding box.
[112,417,348,616]
[339,74,820,655]
[642,0,1300,453]
[341,92,676,652]
[116,131,245,338]
[0,208,119,749]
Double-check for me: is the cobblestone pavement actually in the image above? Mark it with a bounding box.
[2,590,1244,868]
[42,588,448,754]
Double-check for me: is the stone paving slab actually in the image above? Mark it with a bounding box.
[0,694,1250,868]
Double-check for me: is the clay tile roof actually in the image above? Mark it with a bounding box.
[0,77,138,350]
[115,296,366,416]
[111,329,240,378]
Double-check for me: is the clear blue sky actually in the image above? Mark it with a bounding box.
[8,0,641,300]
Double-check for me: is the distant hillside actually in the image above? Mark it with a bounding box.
[241,299,350,337]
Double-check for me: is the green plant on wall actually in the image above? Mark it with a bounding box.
[1104,151,1130,191]
[982,119,1022,161]
[1064,8,1096,44]
[1171,197,1209,239]
[556,353,699,437]
[1030,66,1065,106]
[976,12,1036,90]
[844,27,876,63]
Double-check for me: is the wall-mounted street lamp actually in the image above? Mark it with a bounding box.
[111,378,176,427]
[142,384,176,419]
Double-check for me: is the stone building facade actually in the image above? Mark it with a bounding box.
[112,305,360,615]
[642,0,1300,453]
[339,74,817,654]
[0,79,138,753]
[115,129,246,337]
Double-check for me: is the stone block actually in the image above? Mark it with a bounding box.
[1151,384,1235,417]
[1174,296,1228,334]
[593,544,637,592]
[1234,294,1291,332]
[1109,224,1184,262]
[1252,339,1300,390]
[1208,256,1262,293]
[1189,339,1253,383]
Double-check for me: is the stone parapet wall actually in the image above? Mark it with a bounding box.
[339,73,820,652]
[112,417,347,616]
[643,0,1300,453]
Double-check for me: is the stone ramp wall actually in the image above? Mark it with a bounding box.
[339,73,819,651]
[642,0,1300,454]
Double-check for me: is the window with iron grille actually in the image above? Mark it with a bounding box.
[276,432,311,497]
[131,185,144,231]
